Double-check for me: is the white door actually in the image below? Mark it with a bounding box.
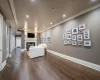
[0,14,3,65]
[16,37,21,48]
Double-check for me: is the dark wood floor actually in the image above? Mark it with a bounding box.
[0,48,100,80]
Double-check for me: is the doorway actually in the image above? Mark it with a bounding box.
[16,37,21,48]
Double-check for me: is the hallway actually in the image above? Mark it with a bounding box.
[0,48,100,80]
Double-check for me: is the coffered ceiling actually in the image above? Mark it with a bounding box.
[0,0,100,32]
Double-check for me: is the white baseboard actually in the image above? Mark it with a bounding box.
[0,60,6,71]
[47,50,100,71]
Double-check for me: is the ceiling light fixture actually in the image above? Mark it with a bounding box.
[63,14,66,18]
[26,15,29,18]
[31,0,35,2]
[50,22,53,25]
[44,27,45,28]
[91,0,97,2]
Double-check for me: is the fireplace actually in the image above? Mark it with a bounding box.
[26,42,35,51]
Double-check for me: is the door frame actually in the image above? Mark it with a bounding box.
[0,13,3,70]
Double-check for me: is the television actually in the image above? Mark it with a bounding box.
[27,33,35,38]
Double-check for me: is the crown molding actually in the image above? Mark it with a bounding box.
[8,0,18,28]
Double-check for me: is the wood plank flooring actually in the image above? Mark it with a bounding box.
[0,48,100,80]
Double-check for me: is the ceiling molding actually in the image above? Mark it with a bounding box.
[40,3,100,33]
[8,0,18,28]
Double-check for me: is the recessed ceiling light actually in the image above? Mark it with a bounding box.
[63,14,66,18]
[26,15,29,18]
[91,0,97,2]
[50,22,53,25]
[31,0,35,2]
[44,27,45,28]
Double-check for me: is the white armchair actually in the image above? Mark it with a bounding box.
[28,44,47,58]
[29,47,44,58]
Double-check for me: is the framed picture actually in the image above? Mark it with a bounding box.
[63,33,66,39]
[72,41,77,45]
[78,41,83,45]
[84,40,91,46]
[84,30,90,39]
[41,37,44,42]
[47,37,51,42]
[42,37,45,43]
[72,28,78,34]
[66,34,72,39]
[77,34,83,41]
[66,29,72,34]
[44,37,47,42]
[64,40,68,44]
[72,35,77,40]
[79,24,85,30]
[64,40,72,44]
[79,30,84,34]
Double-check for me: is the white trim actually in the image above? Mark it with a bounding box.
[25,38,37,49]
[0,60,6,71]
[47,50,100,71]
[40,3,100,32]
[0,13,3,71]
[8,0,18,27]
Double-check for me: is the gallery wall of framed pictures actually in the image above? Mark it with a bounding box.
[41,36,51,43]
[41,31,51,43]
[63,24,91,47]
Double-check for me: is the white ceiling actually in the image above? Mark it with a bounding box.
[0,0,100,32]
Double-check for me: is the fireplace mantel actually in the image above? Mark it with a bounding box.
[25,38,37,49]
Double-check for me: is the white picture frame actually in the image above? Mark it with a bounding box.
[84,40,91,46]
[72,41,77,45]
[64,40,72,45]
[66,29,72,34]
[79,24,85,30]
[84,30,90,39]
[79,30,84,34]
[72,35,77,40]
[47,37,51,42]
[63,33,66,40]
[44,37,47,42]
[77,34,83,41]
[78,41,83,45]
[72,28,78,34]
[64,40,68,44]
[66,34,72,39]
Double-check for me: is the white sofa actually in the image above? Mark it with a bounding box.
[28,44,47,58]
